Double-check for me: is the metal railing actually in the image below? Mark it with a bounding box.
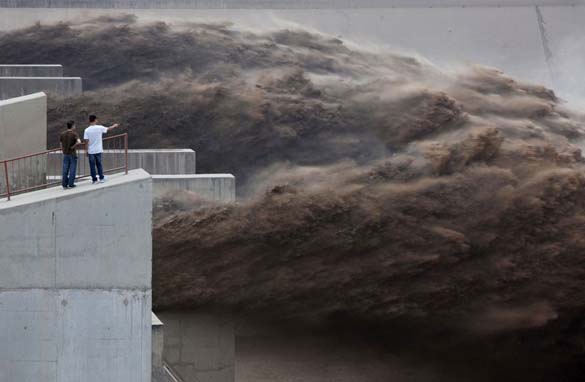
[0,133,128,201]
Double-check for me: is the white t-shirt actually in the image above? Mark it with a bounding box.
[84,125,108,154]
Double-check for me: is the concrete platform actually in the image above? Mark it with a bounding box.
[0,76,82,99]
[152,174,235,202]
[0,169,152,382]
[0,64,63,77]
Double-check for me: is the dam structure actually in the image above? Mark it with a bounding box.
[2,2,584,382]
[0,61,237,382]
[0,170,153,382]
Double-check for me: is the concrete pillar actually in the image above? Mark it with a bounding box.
[152,313,167,382]
[0,92,47,159]
[156,311,235,382]
[0,92,47,196]
[0,170,153,382]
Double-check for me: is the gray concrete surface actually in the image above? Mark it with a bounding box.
[0,170,152,289]
[152,174,235,202]
[0,170,152,382]
[0,92,47,195]
[152,313,168,382]
[0,5,583,103]
[0,77,82,99]
[0,64,63,77]
[0,92,47,160]
[47,149,197,176]
[0,289,152,382]
[157,311,235,382]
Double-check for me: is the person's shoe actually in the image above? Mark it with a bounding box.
[68,185,77,189]
[98,177,107,184]
[62,186,68,190]
[92,181,98,185]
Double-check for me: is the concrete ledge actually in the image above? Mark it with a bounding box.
[0,77,82,100]
[153,174,235,202]
[0,64,63,77]
[47,149,196,176]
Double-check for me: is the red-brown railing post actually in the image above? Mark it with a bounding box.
[124,133,128,175]
[3,161,11,201]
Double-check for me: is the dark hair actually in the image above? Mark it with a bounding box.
[89,115,97,123]
[66,120,75,129]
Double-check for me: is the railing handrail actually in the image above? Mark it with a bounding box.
[0,133,128,163]
[1,133,129,201]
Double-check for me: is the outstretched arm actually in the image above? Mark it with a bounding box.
[106,123,120,131]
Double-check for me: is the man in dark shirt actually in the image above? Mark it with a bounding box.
[59,120,82,189]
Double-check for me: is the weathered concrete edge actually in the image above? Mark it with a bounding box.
[0,64,63,67]
[152,174,234,179]
[0,169,151,210]
[0,91,46,106]
[0,76,82,80]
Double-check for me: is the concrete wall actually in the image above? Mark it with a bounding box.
[0,170,152,382]
[0,64,63,77]
[0,92,47,195]
[0,77,82,100]
[152,174,235,202]
[0,92,47,160]
[47,149,197,176]
[157,311,235,382]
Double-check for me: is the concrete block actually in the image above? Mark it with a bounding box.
[0,92,48,196]
[152,313,165,369]
[157,311,235,382]
[0,64,63,77]
[0,169,153,382]
[0,77,82,100]
[0,92,47,160]
[47,149,196,176]
[152,174,235,202]
[0,170,152,289]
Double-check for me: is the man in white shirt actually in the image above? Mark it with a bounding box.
[84,115,119,184]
